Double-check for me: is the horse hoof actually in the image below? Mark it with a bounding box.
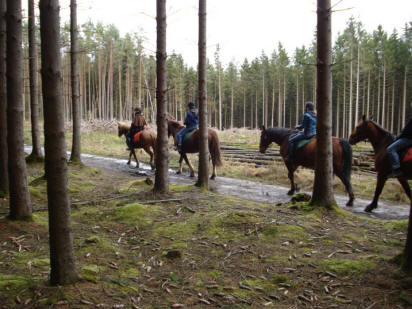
[287,190,294,196]
[127,161,131,165]
[346,200,354,207]
[210,175,216,180]
[190,173,195,178]
[364,204,376,212]
[176,171,181,175]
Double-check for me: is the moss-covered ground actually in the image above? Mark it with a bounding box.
[1,159,411,308]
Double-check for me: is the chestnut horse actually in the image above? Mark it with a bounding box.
[117,122,157,169]
[259,126,354,206]
[349,115,412,212]
[167,119,222,179]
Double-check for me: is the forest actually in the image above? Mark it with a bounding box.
[20,18,412,137]
[1,0,412,308]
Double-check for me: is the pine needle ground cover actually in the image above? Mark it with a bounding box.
[0,162,411,308]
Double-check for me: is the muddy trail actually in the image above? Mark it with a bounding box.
[77,151,409,220]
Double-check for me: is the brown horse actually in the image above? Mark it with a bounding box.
[349,115,412,212]
[259,126,354,206]
[117,122,157,169]
[167,119,223,179]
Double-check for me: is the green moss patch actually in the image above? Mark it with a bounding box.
[319,258,376,277]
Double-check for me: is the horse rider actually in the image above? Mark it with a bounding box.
[386,117,412,178]
[126,106,147,150]
[177,102,199,153]
[286,101,317,163]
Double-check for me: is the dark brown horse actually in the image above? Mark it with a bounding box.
[117,122,157,169]
[167,119,222,179]
[259,126,354,206]
[349,115,412,212]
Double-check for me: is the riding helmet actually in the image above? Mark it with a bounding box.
[134,106,142,115]
[187,102,195,109]
[305,101,315,111]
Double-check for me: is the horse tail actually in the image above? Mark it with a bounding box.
[210,131,223,167]
[340,138,352,180]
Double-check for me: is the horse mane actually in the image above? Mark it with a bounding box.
[366,119,396,143]
[266,127,298,139]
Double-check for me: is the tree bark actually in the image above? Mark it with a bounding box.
[0,0,8,195]
[27,0,42,160]
[69,0,81,162]
[403,201,412,271]
[154,0,169,193]
[354,43,360,129]
[39,0,79,285]
[402,68,407,128]
[311,0,336,208]
[348,39,353,137]
[196,0,209,188]
[6,0,32,219]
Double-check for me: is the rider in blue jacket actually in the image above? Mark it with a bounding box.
[286,101,317,162]
[177,102,199,152]
[386,117,412,177]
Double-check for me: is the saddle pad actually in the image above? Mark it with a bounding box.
[133,131,143,144]
[183,129,196,142]
[297,136,315,149]
[402,147,412,163]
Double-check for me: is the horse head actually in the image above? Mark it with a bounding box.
[167,119,183,139]
[259,126,271,153]
[117,121,130,137]
[349,115,371,145]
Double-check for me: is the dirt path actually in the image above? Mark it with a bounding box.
[79,152,410,220]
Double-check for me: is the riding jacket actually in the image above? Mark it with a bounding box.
[397,118,412,140]
[296,111,317,137]
[131,114,147,133]
[184,109,199,130]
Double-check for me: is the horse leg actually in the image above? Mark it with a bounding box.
[365,174,387,212]
[337,173,355,206]
[211,163,217,180]
[398,177,412,201]
[177,155,184,174]
[144,146,155,170]
[131,149,139,168]
[183,154,195,177]
[286,164,297,195]
[127,150,132,165]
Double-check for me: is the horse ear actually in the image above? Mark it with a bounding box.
[261,125,266,131]
[368,114,373,121]
[362,115,366,121]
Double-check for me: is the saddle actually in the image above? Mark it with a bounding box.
[183,129,196,142]
[133,130,144,145]
[296,136,315,149]
[401,147,412,163]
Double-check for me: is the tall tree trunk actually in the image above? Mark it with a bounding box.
[348,39,353,137]
[154,0,169,193]
[196,0,208,188]
[366,70,370,118]
[230,84,234,129]
[218,66,222,130]
[336,88,340,137]
[311,0,335,207]
[354,43,360,128]
[28,0,42,160]
[69,0,81,162]
[271,84,274,127]
[402,68,407,128]
[278,77,281,126]
[382,62,386,127]
[118,59,122,120]
[39,0,79,285]
[296,71,299,126]
[243,87,246,128]
[0,0,8,195]
[6,0,32,219]
[342,65,346,138]
[391,79,394,132]
[403,200,412,271]
[255,89,258,129]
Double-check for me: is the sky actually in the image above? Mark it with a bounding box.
[24,0,412,67]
